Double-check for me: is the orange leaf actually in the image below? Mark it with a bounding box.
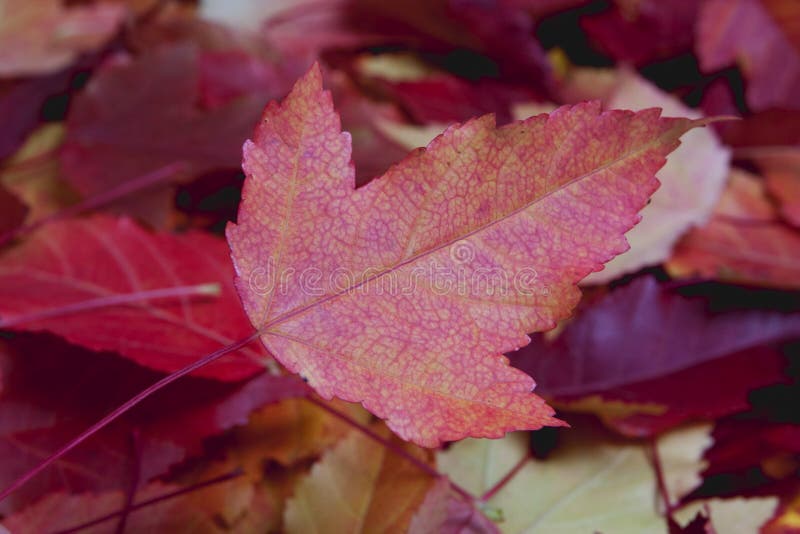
[227,63,702,446]
[283,426,434,533]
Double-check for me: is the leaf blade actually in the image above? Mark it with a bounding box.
[228,64,702,446]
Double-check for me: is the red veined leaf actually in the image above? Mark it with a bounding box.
[227,63,703,446]
[0,215,265,380]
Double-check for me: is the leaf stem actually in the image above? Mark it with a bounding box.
[54,468,244,534]
[647,438,676,518]
[0,283,221,328]
[733,145,797,159]
[0,162,186,247]
[0,332,259,504]
[115,429,141,534]
[304,396,475,502]
[479,449,531,502]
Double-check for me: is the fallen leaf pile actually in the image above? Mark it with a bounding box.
[0,1,798,532]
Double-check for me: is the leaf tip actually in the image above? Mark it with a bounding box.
[695,115,741,127]
[196,283,222,297]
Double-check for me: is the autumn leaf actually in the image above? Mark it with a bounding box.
[408,478,499,534]
[696,0,800,111]
[0,124,72,227]
[384,75,528,124]
[566,69,730,283]
[60,44,267,225]
[0,0,126,76]
[513,276,800,396]
[1,2,800,530]
[385,68,732,284]
[233,398,369,469]
[0,71,75,160]
[0,185,26,237]
[513,277,799,435]
[705,419,800,483]
[228,63,703,446]
[0,335,306,514]
[284,426,435,533]
[674,498,780,534]
[436,423,712,533]
[581,0,700,66]
[0,480,254,533]
[254,0,554,93]
[748,147,800,228]
[667,170,800,289]
[0,215,265,380]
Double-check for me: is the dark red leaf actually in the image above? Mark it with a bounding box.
[265,0,554,92]
[512,277,800,397]
[0,334,307,514]
[581,0,699,66]
[379,75,542,124]
[0,185,27,237]
[60,44,266,225]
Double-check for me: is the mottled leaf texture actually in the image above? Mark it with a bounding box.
[577,70,729,284]
[0,216,264,380]
[228,64,701,446]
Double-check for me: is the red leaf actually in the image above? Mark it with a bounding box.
[596,347,789,436]
[697,0,800,111]
[0,185,27,237]
[705,419,800,478]
[380,75,542,124]
[0,215,264,380]
[668,170,800,289]
[227,64,701,446]
[197,50,288,109]
[60,44,266,224]
[582,0,699,66]
[0,335,306,514]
